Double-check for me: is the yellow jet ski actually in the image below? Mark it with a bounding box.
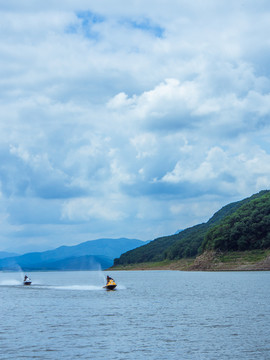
[104,276,117,290]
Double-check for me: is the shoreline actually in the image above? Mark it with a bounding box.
[111,250,270,271]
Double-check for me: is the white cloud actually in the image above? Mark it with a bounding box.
[1,1,270,251]
[161,145,270,197]
[61,197,127,222]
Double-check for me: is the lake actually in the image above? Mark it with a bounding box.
[0,270,269,359]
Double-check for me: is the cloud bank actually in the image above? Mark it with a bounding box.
[1,0,270,251]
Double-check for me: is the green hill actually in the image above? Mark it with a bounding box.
[201,191,270,252]
[114,190,270,267]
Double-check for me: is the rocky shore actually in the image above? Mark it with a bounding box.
[112,250,270,271]
[189,250,270,271]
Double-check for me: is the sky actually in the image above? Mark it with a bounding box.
[1,0,270,253]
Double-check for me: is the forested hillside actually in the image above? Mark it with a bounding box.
[201,191,270,251]
[114,190,270,266]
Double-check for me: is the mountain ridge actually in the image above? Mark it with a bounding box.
[0,238,145,271]
[0,251,20,259]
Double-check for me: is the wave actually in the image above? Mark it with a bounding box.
[50,285,104,291]
[0,279,124,290]
[0,279,22,286]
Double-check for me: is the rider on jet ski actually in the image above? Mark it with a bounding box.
[106,275,113,284]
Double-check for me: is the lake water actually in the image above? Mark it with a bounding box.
[0,270,269,360]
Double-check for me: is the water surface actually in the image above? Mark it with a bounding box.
[0,270,269,359]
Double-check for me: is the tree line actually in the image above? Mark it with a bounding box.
[114,190,270,266]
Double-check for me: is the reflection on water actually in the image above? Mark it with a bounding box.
[0,270,269,360]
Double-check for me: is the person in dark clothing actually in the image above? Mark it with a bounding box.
[106,275,113,284]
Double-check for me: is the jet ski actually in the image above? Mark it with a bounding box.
[23,276,32,286]
[103,278,117,290]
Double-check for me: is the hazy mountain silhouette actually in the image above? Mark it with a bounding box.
[0,238,144,270]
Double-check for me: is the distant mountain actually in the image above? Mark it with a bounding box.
[114,190,270,266]
[0,238,144,271]
[22,255,113,271]
[0,251,20,259]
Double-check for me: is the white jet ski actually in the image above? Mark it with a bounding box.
[23,275,32,286]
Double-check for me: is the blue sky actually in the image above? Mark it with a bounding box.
[1,0,270,252]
